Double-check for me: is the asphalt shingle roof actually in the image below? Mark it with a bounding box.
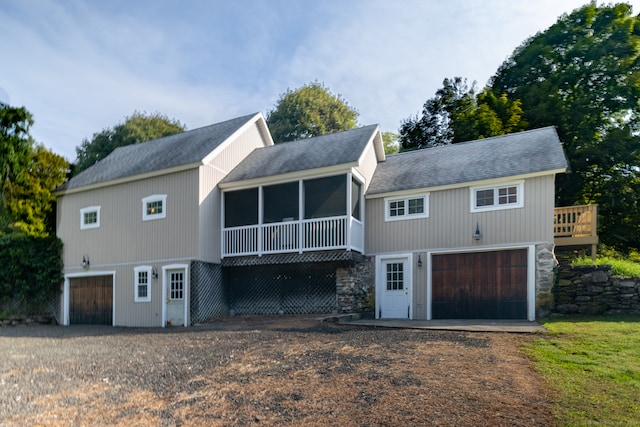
[58,113,260,191]
[367,126,568,196]
[221,124,379,184]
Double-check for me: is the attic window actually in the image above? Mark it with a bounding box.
[80,206,101,230]
[384,194,429,221]
[142,195,167,221]
[470,180,524,212]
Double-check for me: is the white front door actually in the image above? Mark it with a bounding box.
[378,257,412,319]
[166,269,185,326]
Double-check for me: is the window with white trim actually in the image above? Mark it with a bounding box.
[385,194,429,221]
[80,206,101,230]
[142,194,167,221]
[134,266,152,302]
[470,181,524,212]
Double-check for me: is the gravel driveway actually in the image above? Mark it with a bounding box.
[0,316,553,426]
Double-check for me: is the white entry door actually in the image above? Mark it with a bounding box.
[166,269,185,326]
[379,257,412,319]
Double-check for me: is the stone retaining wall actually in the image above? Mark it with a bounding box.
[554,264,640,315]
[0,315,54,327]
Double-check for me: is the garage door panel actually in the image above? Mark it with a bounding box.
[432,249,527,320]
[70,275,113,325]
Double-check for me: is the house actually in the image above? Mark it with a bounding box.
[54,113,569,326]
[54,113,274,327]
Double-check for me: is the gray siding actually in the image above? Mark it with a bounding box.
[58,169,200,271]
[354,140,379,193]
[199,123,268,263]
[365,175,556,255]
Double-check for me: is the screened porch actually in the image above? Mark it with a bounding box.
[222,174,364,257]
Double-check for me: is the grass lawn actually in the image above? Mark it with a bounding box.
[527,316,640,425]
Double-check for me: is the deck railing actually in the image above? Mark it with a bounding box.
[223,215,363,257]
[554,204,598,239]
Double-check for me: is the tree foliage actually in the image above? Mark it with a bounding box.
[5,145,69,236]
[490,2,640,249]
[266,82,359,143]
[75,111,185,174]
[382,131,400,155]
[399,77,526,151]
[0,103,33,205]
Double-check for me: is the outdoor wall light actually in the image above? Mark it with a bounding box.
[417,254,422,267]
[81,255,90,268]
[473,223,483,241]
[152,267,158,279]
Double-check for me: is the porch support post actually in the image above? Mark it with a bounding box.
[258,186,263,257]
[346,172,352,251]
[298,180,304,254]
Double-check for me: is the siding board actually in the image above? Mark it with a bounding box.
[366,175,555,254]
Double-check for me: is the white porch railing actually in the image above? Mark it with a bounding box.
[223,216,363,257]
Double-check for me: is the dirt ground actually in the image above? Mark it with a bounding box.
[0,316,553,426]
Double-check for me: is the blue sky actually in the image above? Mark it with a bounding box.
[3,0,639,161]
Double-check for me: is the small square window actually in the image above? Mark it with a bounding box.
[142,195,167,221]
[80,206,101,230]
[476,189,495,207]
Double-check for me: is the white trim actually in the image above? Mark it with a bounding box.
[218,162,358,191]
[201,113,273,165]
[133,265,152,303]
[80,206,101,230]
[142,194,167,221]
[375,253,414,320]
[425,244,535,321]
[161,264,189,328]
[365,169,564,199]
[384,194,429,222]
[63,271,116,326]
[470,180,524,213]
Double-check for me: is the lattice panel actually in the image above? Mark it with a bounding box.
[190,261,227,324]
[225,263,338,315]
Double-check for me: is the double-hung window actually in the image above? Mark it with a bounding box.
[470,180,524,212]
[134,266,152,302]
[142,194,167,221]
[80,206,101,230]
[385,194,429,221]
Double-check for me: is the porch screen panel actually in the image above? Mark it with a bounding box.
[224,188,258,227]
[304,175,346,219]
[263,182,299,223]
[351,178,362,220]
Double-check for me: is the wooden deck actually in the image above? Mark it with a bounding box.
[554,204,598,258]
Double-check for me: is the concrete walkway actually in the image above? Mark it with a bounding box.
[339,317,546,333]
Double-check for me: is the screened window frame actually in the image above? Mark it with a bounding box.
[142,194,167,221]
[470,180,524,213]
[384,194,429,222]
[80,206,101,230]
[134,265,152,302]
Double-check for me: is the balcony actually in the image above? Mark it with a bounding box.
[223,215,364,257]
[554,204,598,257]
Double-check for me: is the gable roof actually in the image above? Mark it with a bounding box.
[220,124,382,186]
[56,113,270,193]
[367,126,568,197]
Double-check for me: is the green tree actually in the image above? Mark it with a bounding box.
[5,145,69,236]
[399,78,526,151]
[490,2,640,249]
[266,81,359,143]
[75,111,185,174]
[382,131,400,155]
[0,103,33,206]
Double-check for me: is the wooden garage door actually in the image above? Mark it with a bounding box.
[69,275,113,325]
[432,249,527,319]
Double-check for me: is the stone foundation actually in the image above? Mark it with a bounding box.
[336,257,374,314]
[536,243,558,318]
